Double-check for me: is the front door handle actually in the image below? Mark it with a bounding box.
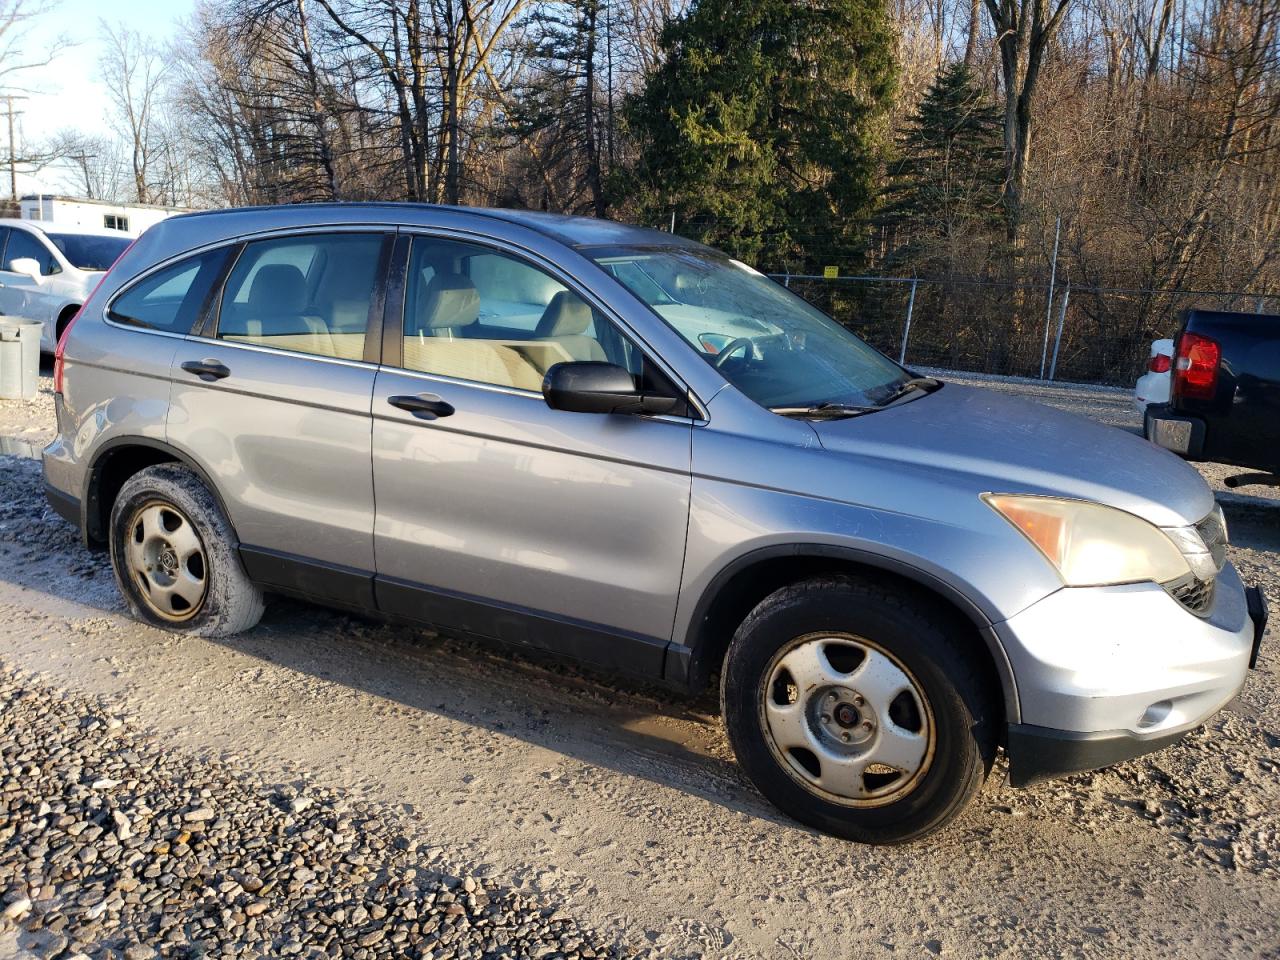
[181,359,231,382]
[388,393,455,419]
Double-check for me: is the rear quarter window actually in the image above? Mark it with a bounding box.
[109,248,233,334]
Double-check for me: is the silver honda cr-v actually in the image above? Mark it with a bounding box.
[42,204,1268,843]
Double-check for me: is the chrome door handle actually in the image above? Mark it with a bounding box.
[388,393,455,419]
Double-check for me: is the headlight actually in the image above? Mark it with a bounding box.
[983,494,1191,587]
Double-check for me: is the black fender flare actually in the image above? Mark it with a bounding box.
[665,542,1021,724]
[83,436,237,545]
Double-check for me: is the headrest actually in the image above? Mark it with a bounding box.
[416,274,480,331]
[247,264,307,314]
[536,291,592,337]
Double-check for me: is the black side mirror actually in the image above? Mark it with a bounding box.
[542,361,680,416]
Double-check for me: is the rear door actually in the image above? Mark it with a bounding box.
[166,229,392,605]
[370,233,693,675]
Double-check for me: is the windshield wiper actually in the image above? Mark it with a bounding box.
[770,402,878,420]
[876,376,940,407]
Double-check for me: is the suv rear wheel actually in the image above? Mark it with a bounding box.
[109,463,264,637]
[720,576,995,844]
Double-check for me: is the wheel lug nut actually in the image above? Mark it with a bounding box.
[863,720,873,730]
[841,733,851,742]
[853,695,864,707]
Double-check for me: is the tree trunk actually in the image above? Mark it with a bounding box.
[295,0,339,199]
[583,1,606,217]
[964,0,981,67]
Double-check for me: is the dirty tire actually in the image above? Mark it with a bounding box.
[109,463,264,637]
[720,576,995,844]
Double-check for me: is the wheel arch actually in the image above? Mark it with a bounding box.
[83,437,236,548]
[55,302,81,339]
[667,544,1020,724]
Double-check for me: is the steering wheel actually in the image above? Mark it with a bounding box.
[713,337,755,369]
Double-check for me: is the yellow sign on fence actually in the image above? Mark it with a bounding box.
[823,266,839,279]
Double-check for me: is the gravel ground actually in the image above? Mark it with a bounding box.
[0,665,622,960]
[0,368,1278,959]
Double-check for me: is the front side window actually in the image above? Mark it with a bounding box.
[400,236,643,391]
[590,245,912,412]
[4,229,60,276]
[109,248,233,334]
[215,233,385,361]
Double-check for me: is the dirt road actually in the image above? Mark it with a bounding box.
[1,371,1277,959]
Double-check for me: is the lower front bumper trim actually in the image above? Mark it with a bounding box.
[1247,586,1268,670]
[1005,723,1188,788]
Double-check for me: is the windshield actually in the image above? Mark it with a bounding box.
[45,233,132,272]
[588,245,912,410]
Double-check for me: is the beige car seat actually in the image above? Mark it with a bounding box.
[402,274,543,391]
[533,291,606,362]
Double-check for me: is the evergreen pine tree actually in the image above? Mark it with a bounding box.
[878,63,1005,272]
[620,0,896,271]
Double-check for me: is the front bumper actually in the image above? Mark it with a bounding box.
[997,562,1266,786]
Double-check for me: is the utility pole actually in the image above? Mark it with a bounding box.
[4,95,29,202]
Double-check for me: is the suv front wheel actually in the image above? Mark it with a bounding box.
[720,576,995,844]
[109,463,264,637]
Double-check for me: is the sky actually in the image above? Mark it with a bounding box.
[8,0,194,197]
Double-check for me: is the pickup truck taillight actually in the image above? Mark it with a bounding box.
[1173,331,1221,401]
[1149,353,1172,373]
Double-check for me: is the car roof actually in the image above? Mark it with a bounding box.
[0,218,133,239]
[170,202,702,251]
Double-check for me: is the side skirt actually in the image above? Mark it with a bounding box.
[238,546,672,683]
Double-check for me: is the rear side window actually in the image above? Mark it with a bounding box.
[214,233,386,361]
[109,248,233,334]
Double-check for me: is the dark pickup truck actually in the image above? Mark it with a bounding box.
[1144,309,1280,485]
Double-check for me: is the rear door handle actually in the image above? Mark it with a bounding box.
[388,393,455,419]
[181,359,231,382]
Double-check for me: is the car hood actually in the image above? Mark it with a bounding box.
[810,383,1213,528]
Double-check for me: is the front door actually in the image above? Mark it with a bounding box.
[0,228,64,348]
[167,230,391,605]
[371,234,693,676]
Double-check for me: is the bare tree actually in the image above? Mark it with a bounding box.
[101,21,170,203]
[0,0,64,92]
[44,128,127,201]
[311,0,528,203]
[982,0,1076,245]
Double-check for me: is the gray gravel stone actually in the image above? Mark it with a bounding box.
[0,667,627,958]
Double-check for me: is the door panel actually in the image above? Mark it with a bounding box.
[169,344,378,571]
[372,368,692,653]
[167,231,389,574]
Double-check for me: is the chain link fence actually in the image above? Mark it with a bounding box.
[769,274,1278,387]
